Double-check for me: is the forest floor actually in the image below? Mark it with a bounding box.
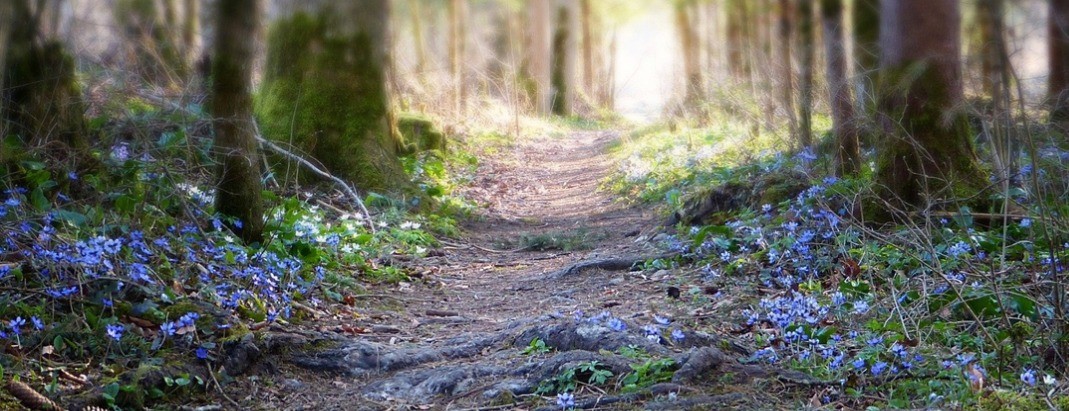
[218,131,818,410]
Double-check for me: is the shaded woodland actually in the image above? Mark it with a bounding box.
[1,0,1069,410]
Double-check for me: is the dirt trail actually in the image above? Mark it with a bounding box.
[230,132,805,410]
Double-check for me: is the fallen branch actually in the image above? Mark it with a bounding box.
[134,91,376,232]
[251,121,374,232]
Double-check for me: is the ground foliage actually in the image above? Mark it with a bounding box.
[609,119,1069,410]
[0,93,468,408]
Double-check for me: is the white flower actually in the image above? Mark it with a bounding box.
[224,235,234,243]
[1044,374,1057,385]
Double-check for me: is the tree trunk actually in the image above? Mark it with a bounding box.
[449,0,466,116]
[212,0,264,243]
[410,0,427,78]
[853,0,879,144]
[0,0,12,99]
[798,0,815,148]
[821,0,859,176]
[116,0,190,86]
[726,0,747,79]
[525,0,552,114]
[551,2,577,116]
[778,0,796,140]
[675,1,702,107]
[877,0,984,208]
[580,0,595,102]
[1050,0,1069,124]
[257,0,412,196]
[2,0,86,150]
[182,0,198,65]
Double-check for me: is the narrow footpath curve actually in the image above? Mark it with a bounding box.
[226,131,811,410]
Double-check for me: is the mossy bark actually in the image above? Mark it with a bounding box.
[875,0,987,211]
[257,1,412,196]
[396,113,446,156]
[2,0,86,150]
[211,0,264,244]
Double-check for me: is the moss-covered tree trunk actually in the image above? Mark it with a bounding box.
[822,0,860,176]
[2,0,86,150]
[1050,0,1069,126]
[212,0,264,243]
[876,0,985,209]
[257,0,411,196]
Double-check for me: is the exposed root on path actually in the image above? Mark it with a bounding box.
[542,253,677,280]
[243,318,816,407]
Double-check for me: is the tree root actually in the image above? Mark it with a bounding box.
[243,319,816,406]
[542,253,677,280]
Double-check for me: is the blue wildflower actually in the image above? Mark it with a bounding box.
[1021,369,1037,386]
[607,318,626,332]
[556,392,575,409]
[106,324,125,341]
[671,329,685,343]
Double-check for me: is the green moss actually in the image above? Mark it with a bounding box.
[396,113,447,155]
[256,12,413,196]
[872,62,990,218]
[977,389,1069,411]
[2,37,87,150]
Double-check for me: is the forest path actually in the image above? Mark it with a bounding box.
[233,131,796,410]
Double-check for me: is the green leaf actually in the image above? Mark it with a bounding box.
[52,209,88,226]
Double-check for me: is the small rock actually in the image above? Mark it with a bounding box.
[608,277,624,286]
[281,378,304,390]
[654,269,669,279]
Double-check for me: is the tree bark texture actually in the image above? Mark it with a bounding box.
[821,0,860,176]
[675,1,702,107]
[877,0,984,208]
[798,0,815,147]
[1049,0,1069,123]
[257,0,412,195]
[212,0,265,243]
[2,0,87,150]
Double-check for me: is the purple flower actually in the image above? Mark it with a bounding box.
[195,347,209,360]
[671,329,685,342]
[607,318,626,332]
[106,324,125,341]
[871,361,889,376]
[556,392,575,409]
[160,321,176,336]
[9,317,26,335]
[1021,369,1037,386]
[31,316,44,330]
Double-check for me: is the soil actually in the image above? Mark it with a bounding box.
[218,131,818,410]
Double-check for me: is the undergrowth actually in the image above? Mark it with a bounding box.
[607,115,1069,409]
[0,92,473,408]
